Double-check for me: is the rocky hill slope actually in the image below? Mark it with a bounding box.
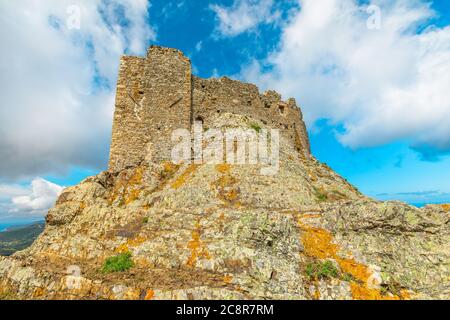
[0,110,448,300]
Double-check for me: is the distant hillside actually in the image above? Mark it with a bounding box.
[0,222,44,256]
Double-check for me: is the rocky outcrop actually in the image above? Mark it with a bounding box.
[1,130,448,299]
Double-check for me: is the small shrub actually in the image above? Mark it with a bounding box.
[305,260,339,280]
[250,123,262,133]
[142,217,149,224]
[101,252,134,273]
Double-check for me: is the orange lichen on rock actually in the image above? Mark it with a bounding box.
[163,161,179,175]
[129,166,144,185]
[172,164,198,189]
[186,221,211,267]
[338,258,371,283]
[215,164,231,174]
[223,189,239,202]
[313,288,320,300]
[298,214,407,300]
[109,166,145,205]
[116,235,147,253]
[349,283,410,300]
[144,289,155,300]
[441,204,450,212]
[211,174,241,207]
[125,188,141,205]
[33,287,45,298]
[223,275,233,284]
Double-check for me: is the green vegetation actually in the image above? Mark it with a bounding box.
[250,123,262,133]
[0,291,17,300]
[305,260,339,280]
[142,217,149,224]
[101,252,134,273]
[306,260,360,283]
[313,187,328,202]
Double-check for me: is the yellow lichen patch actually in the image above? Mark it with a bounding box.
[144,289,155,300]
[109,166,145,205]
[211,174,241,207]
[123,167,145,204]
[350,283,400,300]
[33,287,45,298]
[124,188,141,205]
[186,221,211,267]
[134,257,153,268]
[223,189,239,202]
[162,161,180,179]
[297,214,408,300]
[223,274,233,284]
[338,258,371,283]
[215,174,237,189]
[399,290,412,300]
[215,164,231,174]
[123,289,141,300]
[441,204,450,212]
[116,235,147,253]
[300,213,322,219]
[313,288,320,300]
[171,164,198,189]
[299,220,339,260]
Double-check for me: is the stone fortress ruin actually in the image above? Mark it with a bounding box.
[109,46,311,171]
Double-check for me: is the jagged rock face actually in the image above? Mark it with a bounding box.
[0,113,449,300]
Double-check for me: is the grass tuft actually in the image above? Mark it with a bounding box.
[101,252,134,273]
[305,260,339,280]
[250,123,262,133]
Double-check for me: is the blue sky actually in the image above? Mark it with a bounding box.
[0,0,449,223]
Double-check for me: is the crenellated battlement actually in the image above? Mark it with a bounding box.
[109,46,310,171]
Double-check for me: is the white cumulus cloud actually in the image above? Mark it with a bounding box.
[241,0,450,158]
[11,179,63,214]
[210,0,280,36]
[0,178,63,220]
[0,0,154,180]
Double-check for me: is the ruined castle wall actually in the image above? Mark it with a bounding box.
[192,76,310,156]
[109,46,310,171]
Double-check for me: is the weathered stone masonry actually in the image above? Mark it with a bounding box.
[109,46,310,171]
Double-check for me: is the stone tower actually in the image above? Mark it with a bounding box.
[109,46,192,171]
